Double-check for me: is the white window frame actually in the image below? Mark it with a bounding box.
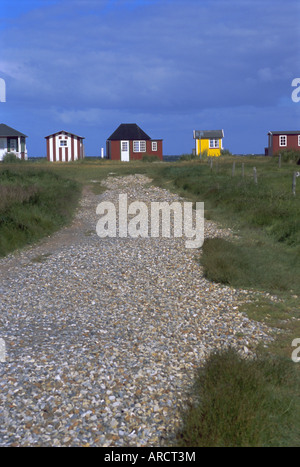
[60,140,68,147]
[209,138,219,148]
[121,141,128,151]
[279,135,287,147]
[133,140,146,152]
[152,141,158,152]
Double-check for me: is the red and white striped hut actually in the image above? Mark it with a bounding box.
[45,130,85,162]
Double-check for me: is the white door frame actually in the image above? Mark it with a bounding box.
[0,137,7,161]
[120,140,130,161]
[9,138,17,153]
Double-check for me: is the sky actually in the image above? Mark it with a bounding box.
[0,0,300,157]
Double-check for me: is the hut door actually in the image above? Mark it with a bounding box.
[121,141,129,161]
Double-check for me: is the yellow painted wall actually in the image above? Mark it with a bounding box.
[196,138,222,157]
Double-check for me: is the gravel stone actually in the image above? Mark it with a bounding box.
[0,174,276,446]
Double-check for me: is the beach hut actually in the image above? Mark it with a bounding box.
[45,130,85,162]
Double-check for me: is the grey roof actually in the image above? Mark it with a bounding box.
[0,123,27,137]
[268,130,300,135]
[194,129,224,139]
[107,123,151,141]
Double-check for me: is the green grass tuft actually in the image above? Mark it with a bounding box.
[175,348,300,447]
[0,168,80,256]
[200,237,300,293]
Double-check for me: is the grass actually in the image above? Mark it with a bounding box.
[1,155,300,446]
[152,159,300,247]
[200,236,299,293]
[175,348,300,447]
[0,167,80,256]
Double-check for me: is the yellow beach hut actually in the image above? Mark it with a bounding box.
[193,129,224,157]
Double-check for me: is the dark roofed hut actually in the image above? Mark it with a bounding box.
[106,123,163,161]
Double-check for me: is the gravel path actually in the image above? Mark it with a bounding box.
[0,174,275,447]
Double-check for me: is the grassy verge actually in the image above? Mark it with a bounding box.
[0,167,80,256]
[175,348,300,447]
[200,236,299,294]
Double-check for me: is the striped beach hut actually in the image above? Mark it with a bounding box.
[45,130,85,162]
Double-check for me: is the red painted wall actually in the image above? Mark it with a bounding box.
[272,134,300,155]
[107,140,163,160]
[109,140,121,160]
[130,140,163,160]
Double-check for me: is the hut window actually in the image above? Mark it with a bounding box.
[209,139,219,148]
[279,135,287,147]
[133,141,146,152]
[60,140,67,147]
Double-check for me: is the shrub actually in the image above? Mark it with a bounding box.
[179,153,198,161]
[275,148,300,163]
[2,152,23,163]
[199,149,208,159]
[221,148,233,156]
[141,154,161,162]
